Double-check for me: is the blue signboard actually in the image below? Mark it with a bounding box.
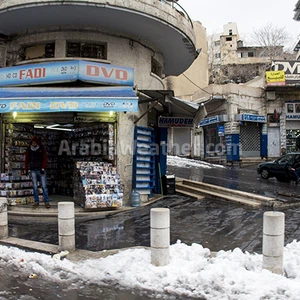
[0,60,134,87]
[226,134,240,161]
[0,98,138,113]
[199,115,220,126]
[0,86,138,112]
[218,125,225,136]
[241,114,266,123]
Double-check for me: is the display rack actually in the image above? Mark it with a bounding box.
[73,161,123,209]
[132,126,155,197]
[0,124,43,205]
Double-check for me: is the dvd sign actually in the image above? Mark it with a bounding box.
[272,61,300,84]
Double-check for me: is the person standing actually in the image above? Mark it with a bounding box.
[25,136,51,208]
[287,156,300,184]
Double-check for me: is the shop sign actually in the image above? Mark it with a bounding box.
[0,98,138,113]
[286,114,300,120]
[199,115,220,126]
[265,70,286,86]
[158,116,194,127]
[236,114,266,123]
[272,61,300,85]
[0,60,134,86]
[218,125,225,137]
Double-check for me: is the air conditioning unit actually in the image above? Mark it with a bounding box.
[266,91,276,100]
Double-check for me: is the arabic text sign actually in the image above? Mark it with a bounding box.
[266,70,286,86]
[0,98,138,112]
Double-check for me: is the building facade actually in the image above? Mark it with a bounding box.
[0,0,199,207]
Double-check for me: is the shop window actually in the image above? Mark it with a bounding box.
[66,42,107,59]
[151,57,163,77]
[287,103,294,113]
[296,104,300,113]
[21,43,55,60]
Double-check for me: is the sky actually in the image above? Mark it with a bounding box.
[179,0,300,49]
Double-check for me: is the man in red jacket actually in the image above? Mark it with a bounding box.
[25,136,50,208]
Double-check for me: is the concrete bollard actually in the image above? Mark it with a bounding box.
[58,202,75,252]
[0,197,8,239]
[150,208,170,266]
[262,211,285,275]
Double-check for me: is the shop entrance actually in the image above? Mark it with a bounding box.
[0,112,118,207]
[239,122,261,157]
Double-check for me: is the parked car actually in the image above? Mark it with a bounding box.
[257,153,300,181]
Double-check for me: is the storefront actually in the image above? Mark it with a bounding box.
[285,101,300,153]
[235,114,267,158]
[199,115,228,158]
[0,60,139,209]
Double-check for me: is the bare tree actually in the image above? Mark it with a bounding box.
[251,23,291,58]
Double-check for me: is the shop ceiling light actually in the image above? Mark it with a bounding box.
[46,124,73,131]
[12,112,17,119]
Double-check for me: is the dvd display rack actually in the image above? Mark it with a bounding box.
[0,124,43,205]
[73,161,123,209]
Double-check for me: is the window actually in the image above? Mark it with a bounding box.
[215,53,221,59]
[287,104,294,113]
[151,57,163,77]
[248,52,254,57]
[229,29,232,36]
[214,41,220,47]
[22,43,55,60]
[226,37,232,42]
[66,42,106,59]
[296,104,300,113]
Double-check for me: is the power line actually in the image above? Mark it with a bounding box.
[182,74,212,96]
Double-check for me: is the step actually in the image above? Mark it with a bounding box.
[181,179,276,204]
[174,188,205,200]
[176,183,266,207]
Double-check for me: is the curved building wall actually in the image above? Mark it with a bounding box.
[2,26,166,204]
[7,28,165,89]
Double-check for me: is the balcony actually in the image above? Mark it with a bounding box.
[0,0,196,76]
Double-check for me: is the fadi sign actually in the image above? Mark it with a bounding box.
[272,61,300,85]
[158,116,194,127]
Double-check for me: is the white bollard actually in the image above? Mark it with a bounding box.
[0,197,8,239]
[262,211,285,275]
[58,202,75,252]
[150,208,170,266]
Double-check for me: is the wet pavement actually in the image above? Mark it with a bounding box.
[168,163,300,199]
[0,263,199,300]
[3,163,300,299]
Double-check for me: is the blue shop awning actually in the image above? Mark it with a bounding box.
[0,86,138,113]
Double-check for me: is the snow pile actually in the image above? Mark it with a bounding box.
[1,240,300,299]
[167,155,225,169]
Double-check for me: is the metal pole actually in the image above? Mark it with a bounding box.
[262,211,285,275]
[150,208,170,266]
[0,197,8,239]
[58,202,75,252]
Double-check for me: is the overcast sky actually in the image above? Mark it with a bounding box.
[179,0,299,49]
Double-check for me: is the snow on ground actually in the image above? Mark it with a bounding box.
[167,155,225,169]
[1,240,300,299]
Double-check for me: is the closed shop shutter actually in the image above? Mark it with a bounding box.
[240,123,260,157]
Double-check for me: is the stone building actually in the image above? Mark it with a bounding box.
[0,0,200,206]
